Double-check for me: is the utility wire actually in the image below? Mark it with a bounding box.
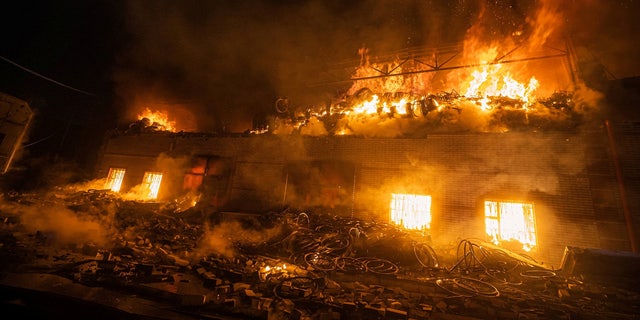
[0,55,96,97]
[22,132,57,148]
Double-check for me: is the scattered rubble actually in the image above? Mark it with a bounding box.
[1,189,639,319]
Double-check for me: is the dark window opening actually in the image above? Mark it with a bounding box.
[184,155,231,209]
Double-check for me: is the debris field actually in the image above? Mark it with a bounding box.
[1,189,639,320]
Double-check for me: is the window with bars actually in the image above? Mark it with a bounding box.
[105,168,126,192]
[142,172,163,200]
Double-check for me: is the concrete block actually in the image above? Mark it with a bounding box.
[386,307,408,320]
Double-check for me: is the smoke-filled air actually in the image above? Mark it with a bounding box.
[113,0,639,137]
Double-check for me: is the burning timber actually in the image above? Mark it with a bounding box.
[1,189,639,320]
[264,89,583,137]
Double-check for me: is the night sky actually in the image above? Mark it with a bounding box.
[1,0,639,174]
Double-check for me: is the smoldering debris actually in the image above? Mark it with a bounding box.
[1,188,639,319]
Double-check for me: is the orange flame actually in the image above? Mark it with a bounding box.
[390,193,432,231]
[485,200,537,252]
[137,108,177,132]
[463,64,539,110]
[121,172,164,201]
[105,168,125,192]
[271,0,576,137]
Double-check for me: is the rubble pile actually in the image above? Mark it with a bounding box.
[1,190,639,319]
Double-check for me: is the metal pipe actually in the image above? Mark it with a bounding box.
[351,170,356,218]
[350,53,568,82]
[282,172,289,206]
[605,120,637,252]
[4,107,34,174]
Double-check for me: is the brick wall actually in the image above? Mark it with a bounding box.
[610,121,640,252]
[97,125,638,267]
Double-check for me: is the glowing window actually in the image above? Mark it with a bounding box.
[485,200,537,251]
[142,172,163,200]
[105,168,126,192]
[390,193,432,231]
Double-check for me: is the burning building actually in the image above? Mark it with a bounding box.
[2,2,640,318]
[95,119,639,268]
[95,37,639,269]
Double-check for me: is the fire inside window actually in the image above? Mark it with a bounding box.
[390,193,432,231]
[105,168,125,192]
[142,172,163,200]
[485,200,537,251]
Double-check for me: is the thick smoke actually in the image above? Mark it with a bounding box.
[196,220,285,258]
[113,1,481,132]
[565,0,640,80]
[0,197,113,247]
[113,0,639,133]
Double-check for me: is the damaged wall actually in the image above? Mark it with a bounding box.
[96,123,636,268]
